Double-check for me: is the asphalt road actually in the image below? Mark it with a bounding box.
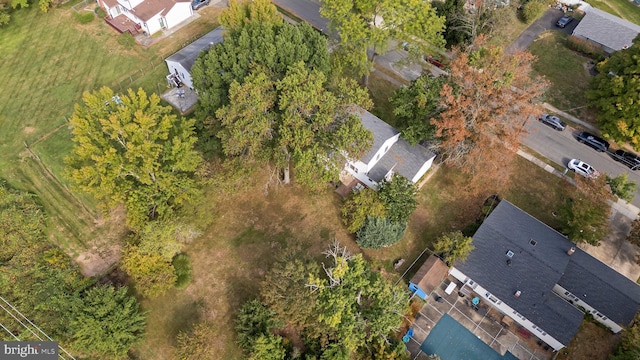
[522,120,640,207]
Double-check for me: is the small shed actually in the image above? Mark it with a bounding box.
[165,26,224,89]
[409,255,449,299]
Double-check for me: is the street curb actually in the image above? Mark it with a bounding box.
[517,149,640,220]
[542,102,597,132]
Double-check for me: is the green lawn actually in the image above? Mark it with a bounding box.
[589,0,640,25]
[0,6,219,252]
[528,31,595,122]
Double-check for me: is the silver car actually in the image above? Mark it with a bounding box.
[567,159,600,178]
[539,114,566,131]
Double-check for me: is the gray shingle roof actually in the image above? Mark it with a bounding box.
[166,27,225,72]
[368,137,435,182]
[559,250,640,326]
[572,7,640,51]
[357,110,399,164]
[454,201,583,345]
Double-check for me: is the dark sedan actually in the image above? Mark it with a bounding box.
[613,149,640,170]
[576,132,609,152]
[556,15,574,28]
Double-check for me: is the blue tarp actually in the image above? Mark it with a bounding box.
[409,282,428,300]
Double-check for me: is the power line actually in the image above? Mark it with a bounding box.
[0,295,75,360]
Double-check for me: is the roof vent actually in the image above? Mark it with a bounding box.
[514,290,522,298]
[506,250,514,258]
[567,247,576,256]
[529,239,537,247]
[506,259,512,266]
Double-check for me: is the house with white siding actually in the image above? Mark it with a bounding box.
[99,0,193,36]
[572,6,640,54]
[344,109,436,189]
[165,26,224,89]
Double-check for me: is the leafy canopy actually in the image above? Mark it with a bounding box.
[66,87,202,229]
[308,243,409,353]
[589,38,640,150]
[191,19,330,121]
[377,174,419,223]
[321,0,445,80]
[607,173,637,203]
[356,216,407,249]
[341,188,388,233]
[433,230,474,265]
[433,37,548,188]
[214,63,373,189]
[390,74,446,145]
[69,285,146,360]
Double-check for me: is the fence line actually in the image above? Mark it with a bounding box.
[71,0,97,13]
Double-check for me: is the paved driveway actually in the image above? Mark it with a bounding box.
[506,9,578,54]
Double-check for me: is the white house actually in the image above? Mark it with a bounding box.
[449,200,640,351]
[99,0,193,36]
[165,26,224,89]
[572,6,640,54]
[344,109,436,188]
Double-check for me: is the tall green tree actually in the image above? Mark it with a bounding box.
[377,174,418,223]
[308,243,409,353]
[248,333,287,360]
[220,0,282,32]
[589,38,640,149]
[390,74,447,145]
[66,87,202,229]
[121,245,177,298]
[69,285,146,360]
[191,21,330,121]
[235,299,278,351]
[214,63,373,188]
[432,231,474,265]
[356,216,407,249]
[607,173,637,202]
[341,188,388,233]
[320,0,445,82]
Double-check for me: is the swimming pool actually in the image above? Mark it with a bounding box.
[420,314,518,360]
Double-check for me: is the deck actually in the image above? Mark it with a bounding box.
[104,14,142,35]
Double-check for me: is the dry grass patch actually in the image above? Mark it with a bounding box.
[556,321,620,360]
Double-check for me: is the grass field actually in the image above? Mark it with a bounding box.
[528,31,596,123]
[0,5,220,254]
[134,154,573,358]
[589,0,640,25]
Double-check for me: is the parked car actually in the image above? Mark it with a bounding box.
[567,159,600,178]
[556,15,574,28]
[539,114,566,131]
[613,149,640,170]
[191,0,210,10]
[576,132,609,152]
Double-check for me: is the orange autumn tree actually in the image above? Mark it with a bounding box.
[432,36,548,188]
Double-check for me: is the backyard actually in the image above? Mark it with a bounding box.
[133,154,574,358]
[0,4,220,256]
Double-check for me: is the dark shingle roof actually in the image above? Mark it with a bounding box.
[368,138,435,182]
[454,201,584,345]
[559,250,640,326]
[166,27,224,72]
[357,110,399,164]
[572,7,640,51]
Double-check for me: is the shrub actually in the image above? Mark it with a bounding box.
[521,0,546,23]
[95,6,106,18]
[172,253,192,289]
[74,11,94,24]
[356,216,407,249]
[567,35,605,59]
